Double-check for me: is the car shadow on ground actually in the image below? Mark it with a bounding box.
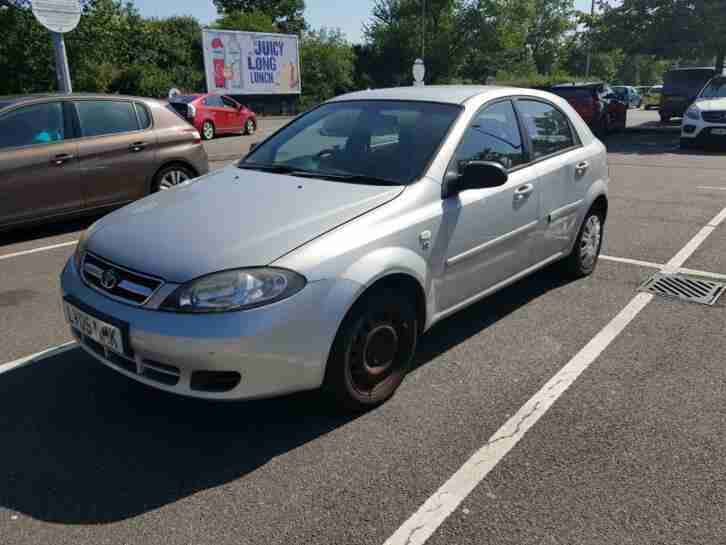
[0,263,574,524]
[605,131,726,157]
[1,215,101,249]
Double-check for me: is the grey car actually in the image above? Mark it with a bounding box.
[61,86,609,411]
[0,93,209,231]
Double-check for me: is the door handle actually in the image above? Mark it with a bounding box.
[51,153,74,166]
[575,161,590,176]
[129,142,148,152]
[514,184,534,199]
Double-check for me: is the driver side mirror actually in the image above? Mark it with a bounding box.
[443,161,508,198]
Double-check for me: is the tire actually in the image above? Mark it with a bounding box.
[151,164,195,192]
[324,289,418,411]
[244,118,256,135]
[660,114,671,124]
[596,115,610,137]
[562,208,604,278]
[201,120,215,141]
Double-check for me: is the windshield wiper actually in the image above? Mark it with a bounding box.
[238,163,401,186]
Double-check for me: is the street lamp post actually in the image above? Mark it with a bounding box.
[584,0,596,79]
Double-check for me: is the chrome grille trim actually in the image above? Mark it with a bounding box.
[81,252,164,307]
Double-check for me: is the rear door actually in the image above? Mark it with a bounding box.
[205,95,232,133]
[515,99,590,261]
[73,99,158,207]
[0,101,83,227]
[222,96,243,132]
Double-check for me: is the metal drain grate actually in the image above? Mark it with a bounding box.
[639,272,726,306]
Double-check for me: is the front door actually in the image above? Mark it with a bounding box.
[0,101,83,227]
[74,99,157,207]
[437,100,540,313]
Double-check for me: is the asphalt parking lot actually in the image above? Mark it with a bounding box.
[2,127,726,545]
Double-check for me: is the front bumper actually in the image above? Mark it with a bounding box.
[61,258,360,400]
[681,122,726,145]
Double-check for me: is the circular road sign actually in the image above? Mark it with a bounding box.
[32,0,81,34]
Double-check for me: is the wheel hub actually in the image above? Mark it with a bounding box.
[362,325,398,376]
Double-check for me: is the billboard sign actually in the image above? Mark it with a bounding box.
[202,29,301,95]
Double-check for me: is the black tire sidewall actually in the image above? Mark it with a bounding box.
[567,210,604,277]
[245,119,256,135]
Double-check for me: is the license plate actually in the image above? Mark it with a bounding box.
[64,302,124,356]
[711,128,726,135]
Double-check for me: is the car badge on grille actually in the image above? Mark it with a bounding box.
[101,269,119,290]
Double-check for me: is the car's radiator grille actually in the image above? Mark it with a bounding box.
[82,252,163,306]
[702,111,726,123]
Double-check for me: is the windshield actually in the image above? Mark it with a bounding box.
[664,69,716,96]
[700,78,726,99]
[242,100,462,185]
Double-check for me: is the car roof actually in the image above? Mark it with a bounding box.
[327,85,532,105]
[0,93,162,111]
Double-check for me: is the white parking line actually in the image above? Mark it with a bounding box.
[384,204,726,545]
[601,254,726,282]
[698,186,726,191]
[0,341,77,376]
[0,240,77,261]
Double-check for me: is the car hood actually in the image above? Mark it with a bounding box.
[695,97,726,111]
[86,166,403,283]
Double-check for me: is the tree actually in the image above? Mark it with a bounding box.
[300,28,355,106]
[212,0,306,34]
[213,9,277,33]
[526,0,575,74]
[594,0,726,74]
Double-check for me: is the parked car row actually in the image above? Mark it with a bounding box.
[540,82,627,136]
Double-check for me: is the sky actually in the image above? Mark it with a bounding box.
[133,0,594,45]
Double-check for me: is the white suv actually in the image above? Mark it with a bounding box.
[681,76,726,149]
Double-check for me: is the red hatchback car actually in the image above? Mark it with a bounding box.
[544,83,627,136]
[169,93,257,140]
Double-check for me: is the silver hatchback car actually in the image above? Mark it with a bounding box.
[61,86,608,410]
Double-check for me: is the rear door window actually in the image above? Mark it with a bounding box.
[0,102,65,149]
[516,100,576,159]
[205,96,225,108]
[76,100,140,137]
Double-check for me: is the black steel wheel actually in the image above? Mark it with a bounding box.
[324,289,418,411]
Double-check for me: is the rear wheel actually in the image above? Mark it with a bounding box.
[660,113,671,124]
[244,118,256,135]
[562,208,604,278]
[152,164,194,192]
[324,289,418,411]
[202,120,215,141]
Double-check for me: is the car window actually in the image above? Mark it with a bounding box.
[517,100,576,159]
[134,102,152,129]
[76,100,140,138]
[0,102,65,150]
[206,95,225,108]
[453,100,525,171]
[221,96,238,109]
[244,100,461,185]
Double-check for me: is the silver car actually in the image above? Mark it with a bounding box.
[61,86,608,410]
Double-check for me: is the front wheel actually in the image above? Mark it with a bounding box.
[562,209,604,278]
[324,290,418,411]
[660,114,671,124]
[244,118,256,135]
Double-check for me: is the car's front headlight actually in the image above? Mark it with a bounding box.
[685,106,701,120]
[161,268,306,313]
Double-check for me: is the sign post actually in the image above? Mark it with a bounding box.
[412,58,426,87]
[31,0,81,93]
